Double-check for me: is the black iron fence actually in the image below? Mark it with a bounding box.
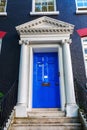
[0,80,18,130]
[74,79,87,120]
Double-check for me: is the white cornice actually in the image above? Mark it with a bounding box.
[16,16,74,36]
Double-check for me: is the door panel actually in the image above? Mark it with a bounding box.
[33,53,61,108]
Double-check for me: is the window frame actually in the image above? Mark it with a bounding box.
[30,0,59,15]
[0,0,7,16]
[0,38,2,53]
[75,0,87,14]
[81,37,87,77]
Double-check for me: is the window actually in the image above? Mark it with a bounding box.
[81,37,87,77]
[35,0,55,12]
[0,39,2,53]
[0,0,7,16]
[75,0,87,14]
[30,0,59,15]
[84,48,87,54]
[0,31,6,53]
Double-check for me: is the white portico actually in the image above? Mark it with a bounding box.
[15,16,78,117]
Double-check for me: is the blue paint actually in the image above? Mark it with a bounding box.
[33,53,61,108]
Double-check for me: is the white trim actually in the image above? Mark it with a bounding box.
[30,11,59,15]
[27,44,65,111]
[58,46,66,111]
[81,37,87,77]
[0,12,7,16]
[0,38,2,53]
[28,47,33,111]
[54,0,57,11]
[76,10,87,14]
[16,16,74,36]
[20,35,70,43]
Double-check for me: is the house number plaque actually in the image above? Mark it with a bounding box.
[42,82,50,87]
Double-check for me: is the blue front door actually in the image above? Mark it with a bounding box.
[33,52,61,108]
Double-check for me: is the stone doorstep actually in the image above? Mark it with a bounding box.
[13,117,80,124]
[31,108,60,111]
[28,111,64,113]
[12,123,81,126]
[9,109,83,130]
[10,123,82,130]
[28,111,65,117]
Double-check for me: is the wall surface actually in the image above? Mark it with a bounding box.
[0,0,87,93]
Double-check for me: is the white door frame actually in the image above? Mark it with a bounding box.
[27,43,65,112]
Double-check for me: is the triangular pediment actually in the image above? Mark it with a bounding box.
[16,16,74,35]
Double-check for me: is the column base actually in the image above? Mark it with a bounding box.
[66,104,79,117]
[15,105,27,117]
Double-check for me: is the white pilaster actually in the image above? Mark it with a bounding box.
[62,40,78,117]
[28,47,33,111]
[58,46,66,111]
[15,43,29,117]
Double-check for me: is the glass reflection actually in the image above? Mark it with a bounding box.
[35,0,54,12]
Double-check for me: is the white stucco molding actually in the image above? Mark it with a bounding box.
[30,11,59,16]
[19,40,30,45]
[19,36,71,45]
[19,37,72,46]
[62,39,72,44]
[16,16,74,37]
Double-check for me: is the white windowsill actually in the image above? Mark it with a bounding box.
[30,11,59,15]
[76,10,87,14]
[0,12,7,16]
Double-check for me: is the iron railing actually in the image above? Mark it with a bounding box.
[0,80,18,130]
[74,79,87,120]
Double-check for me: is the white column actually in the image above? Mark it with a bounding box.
[62,39,78,117]
[15,43,29,117]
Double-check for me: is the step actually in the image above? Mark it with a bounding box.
[10,123,82,130]
[14,117,80,124]
[31,108,60,111]
[9,109,83,130]
[28,111,65,117]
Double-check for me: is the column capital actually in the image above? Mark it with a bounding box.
[19,40,30,45]
[62,39,72,44]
